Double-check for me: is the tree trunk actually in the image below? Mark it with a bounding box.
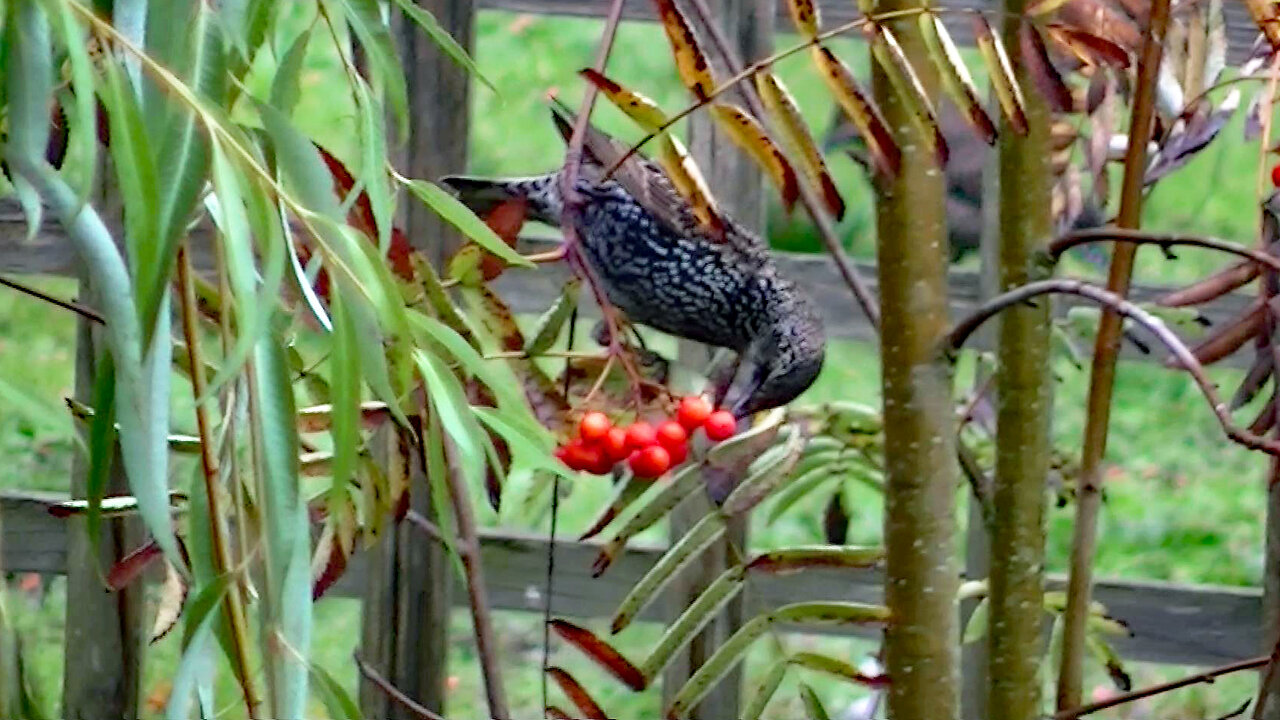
[986,4,1054,717]
[871,6,958,720]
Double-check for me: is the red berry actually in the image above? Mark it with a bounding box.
[625,422,658,450]
[704,411,737,441]
[579,412,612,444]
[602,427,630,463]
[1272,163,1280,188]
[576,444,607,475]
[559,441,591,471]
[666,439,689,465]
[629,445,671,478]
[676,396,713,430]
[656,421,688,451]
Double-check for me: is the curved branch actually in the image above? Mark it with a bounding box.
[944,279,1280,456]
[1052,655,1267,720]
[1048,228,1280,275]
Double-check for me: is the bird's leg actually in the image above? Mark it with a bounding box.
[566,245,647,407]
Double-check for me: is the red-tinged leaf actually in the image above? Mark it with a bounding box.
[789,652,891,689]
[545,707,574,720]
[652,0,716,100]
[1047,24,1131,68]
[1020,23,1074,113]
[1144,90,1240,186]
[755,71,844,219]
[973,16,1028,135]
[920,13,997,146]
[316,144,416,282]
[478,198,528,281]
[811,45,901,177]
[785,0,820,39]
[311,524,350,600]
[869,25,948,165]
[745,545,884,574]
[549,619,647,690]
[547,667,609,719]
[1157,261,1259,307]
[107,538,163,590]
[1057,0,1144,50]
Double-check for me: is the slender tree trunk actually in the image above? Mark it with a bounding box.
[1055,0,1170,707]
[871,7,958,720]
[986,7,1053,719]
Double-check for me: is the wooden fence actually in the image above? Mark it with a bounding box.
[0,0,1271,718]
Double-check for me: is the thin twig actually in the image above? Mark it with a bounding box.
[1051,655,1268,720]
[0,275,105,324]
[441,432,510,719]
[945,279,1280,456]
[404,508,444,543]
[1049,229,1280,275]
[354,653,450,720]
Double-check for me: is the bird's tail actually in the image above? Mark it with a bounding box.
[439,174,561,225]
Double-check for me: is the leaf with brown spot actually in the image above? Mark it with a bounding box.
[316,144,416,282]
[709,103,800,212]
[479,198,528,281]
[869,25,948,165]
[785,0,820,39]
[107,538,163,590]
[652,0,716,100]
[579,69,669,132]
[973,15,1028,135]
[547,667,609,719]
[1243,0,1280,53]
[746,545,885,574]
[919,13,996,146]
[755,71,843,219]
[811,45,900,177]
[656,134,725,237]
[549,619,647,690]
[1047,24,1131,68]
[1020,23,1074,113]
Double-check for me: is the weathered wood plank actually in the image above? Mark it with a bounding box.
[0,491,1264,668]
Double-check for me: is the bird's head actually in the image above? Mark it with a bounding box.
[719,295,826,418]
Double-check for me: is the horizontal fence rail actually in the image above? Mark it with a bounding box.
[0,200,1258,367]
[1,491,1260,668]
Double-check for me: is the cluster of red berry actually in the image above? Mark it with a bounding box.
[554,397,738,479]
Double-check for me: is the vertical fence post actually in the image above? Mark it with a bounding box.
[61,282,144,720]
[663,2,771,717]
[358,1,474,716]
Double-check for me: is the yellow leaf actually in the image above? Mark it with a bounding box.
[810,45,900,178]
[972,14,1029,135]
[656,134,724,236]
[755,71,844,219]
[919,13,997,146]
[653,0,717,99]
[785,0,821,39]
[579,69,669,133]
[869,25,948,165]
[710,103,800,213]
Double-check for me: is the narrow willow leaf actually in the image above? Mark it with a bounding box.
[612,513,727,633]
[639,566,746,680]
[653,0,716,99]
[354,80,395,254]
[548,620,647,690]
[656,134,724,235]
[524,279,580,356]
[3,1,51,162]
[785,0,820,38]
[547,667,609,719]
[403,179,533,267]
[919,14,997,145]
[388,0,496,92]
[709,103,800,212]
[165,574,232,720]
[973,15,1029,134]
[328,290,362,516]
[49,2,99,196]
[810,45,900,177]
[309,661,363,720]
[789,652,888,688]
[722,425,805,514]
[746,545,884,574]
[742,658,788,720]
[270,23,312,117]
[799,683,833,720]
[99,57,160,270]
[963,597,991,643]
[666,614,773,718]
[772,601,891,625]
[1020,22,1074,113]
[337,0,410,138]
[869,26,948,165]
[754,71,843,219]
[596,462,704,575]
[414,350,487,494]
[579,69,670,132]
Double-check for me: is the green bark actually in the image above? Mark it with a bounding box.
[987,6,1053,718]
[871,7,958,720]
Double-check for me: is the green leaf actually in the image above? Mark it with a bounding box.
[798,683,832,720]
[47,3,98,196]
[309,661,362,720]
[413,348,486,492]
[772,601,890,625]
[354,80,394,254]
[270,23,312,117]
[722,425,805,515]
[741,659,787,720]
[98,56,159,273]
[3,0,52,161]
[612,512,726,633]
[638,565,746,680]
[963,597,990,644]
[166,574,233,720]
[402,178,533,267]
[788,652,883,687]
[765,461,838,525]
[387,0,496,93]
[598,462,704,564]
[524,279,580,357]
[329,289,363,512]
[666,614,773,719]
[336,0,409,139]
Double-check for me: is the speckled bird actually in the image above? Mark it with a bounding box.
[441,104,825,417]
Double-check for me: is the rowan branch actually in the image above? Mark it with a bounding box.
[1048,228,1280,275]
[1052,655,1267,720]
[354,653,450,720]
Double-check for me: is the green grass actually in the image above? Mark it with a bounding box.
[1,8,1278,719]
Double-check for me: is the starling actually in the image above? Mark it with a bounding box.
[442,105,825,417]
